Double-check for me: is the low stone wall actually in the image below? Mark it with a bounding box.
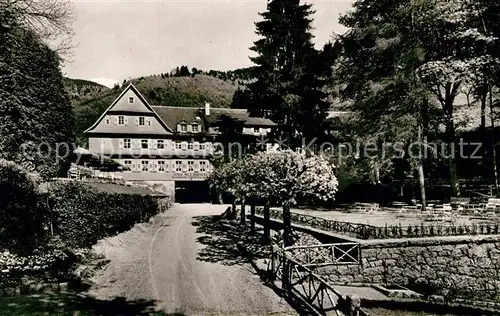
[316,235,500,301]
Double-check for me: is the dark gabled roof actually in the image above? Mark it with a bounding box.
[151,106,206,133]
[84,84,174,134]
[151,106,277,133]
[207,108,277,126]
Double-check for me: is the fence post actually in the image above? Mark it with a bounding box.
[282,252,291,297]
[264,198,270,244]
[250,198,256,233]
[283,201,292,247]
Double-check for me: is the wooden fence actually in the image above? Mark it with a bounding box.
[267,243,367,316]
[255,207,500,240]
[285,243,360,267]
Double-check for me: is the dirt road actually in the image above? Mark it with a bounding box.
[89,203,295,315]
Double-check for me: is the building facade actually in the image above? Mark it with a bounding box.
[84,84,276,197]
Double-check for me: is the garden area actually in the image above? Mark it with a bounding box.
[0,159,171,297]
[209,150,500,241]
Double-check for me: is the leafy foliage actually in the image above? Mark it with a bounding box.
[335,0,500,196]
[47,181,160,248]
[208,150,338,205]
[0,160,46,253]
[0,4,75,177]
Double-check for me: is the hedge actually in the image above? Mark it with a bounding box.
[0,160,47,253]
[47,181,160,248]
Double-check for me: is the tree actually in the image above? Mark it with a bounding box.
[0,0,75,58]
[208,150,338,245]
[0,1,75,177]
[178,65,190,77]
[231,87,253,109]
[247,0,333,148]
[336,0,498,198]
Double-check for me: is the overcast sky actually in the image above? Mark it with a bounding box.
[62,0,354,87]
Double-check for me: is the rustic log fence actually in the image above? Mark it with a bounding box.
[254,207,500,240]
[286,243,360,267]
[267,243,367,316]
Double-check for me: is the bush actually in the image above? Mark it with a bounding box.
[47,181,160,248]
[0,159,47,252]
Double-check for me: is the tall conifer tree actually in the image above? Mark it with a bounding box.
[248,0,332,148]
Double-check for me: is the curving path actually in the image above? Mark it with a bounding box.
[88,203,296,315]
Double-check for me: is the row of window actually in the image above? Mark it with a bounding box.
[104,116,203,133]
[123,160,208,172]
[178,124,199,133]
[105,115,152,126]
[118,139,210,150]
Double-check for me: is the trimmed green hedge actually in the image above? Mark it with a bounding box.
[47,181,160,248]
[0,160,47,253]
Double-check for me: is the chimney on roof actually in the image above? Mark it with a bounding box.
[205,102,210,116]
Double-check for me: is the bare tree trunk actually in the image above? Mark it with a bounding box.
[417,124,427,210]
[489,85,499,197]
[263,199,270,243]
[231,199,237,219]
[480,87,488,178]
[444,94,460,197]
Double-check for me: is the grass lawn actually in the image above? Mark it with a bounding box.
[0,293,182,316]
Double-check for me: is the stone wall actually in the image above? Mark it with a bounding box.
[316,235,500,301]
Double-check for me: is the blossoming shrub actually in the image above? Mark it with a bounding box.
[208,149,339,205]
[0,246,67,279]
[0,159,48,252]
[47,181,159,248]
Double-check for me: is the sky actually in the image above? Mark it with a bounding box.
[63,0,354,88]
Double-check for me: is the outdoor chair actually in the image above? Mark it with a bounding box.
[367,203,379,214]
[399,204,421,214]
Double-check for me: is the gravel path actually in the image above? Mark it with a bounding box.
[89,203,296,315]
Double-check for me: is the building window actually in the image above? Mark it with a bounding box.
[175,142,182,150]
[105,117,110,124]
[118,116,124,125]
[141,140,148,149]
[157,140,164,149]
[141,160,149,171]
[129,97,134,103]
[192,124,199,132]
[123,160,132,170]
[188,160,194,171]
[199,161,207,172]
[188,142,193,150]
[175,160,182,172]
[199,143,206,150]
[181,124,187,132]
[158,160,165,172]
[123,139,131,149]
[254,127,259,133]
[139,117,145,126]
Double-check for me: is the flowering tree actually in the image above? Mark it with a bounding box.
[208,150,338,245]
